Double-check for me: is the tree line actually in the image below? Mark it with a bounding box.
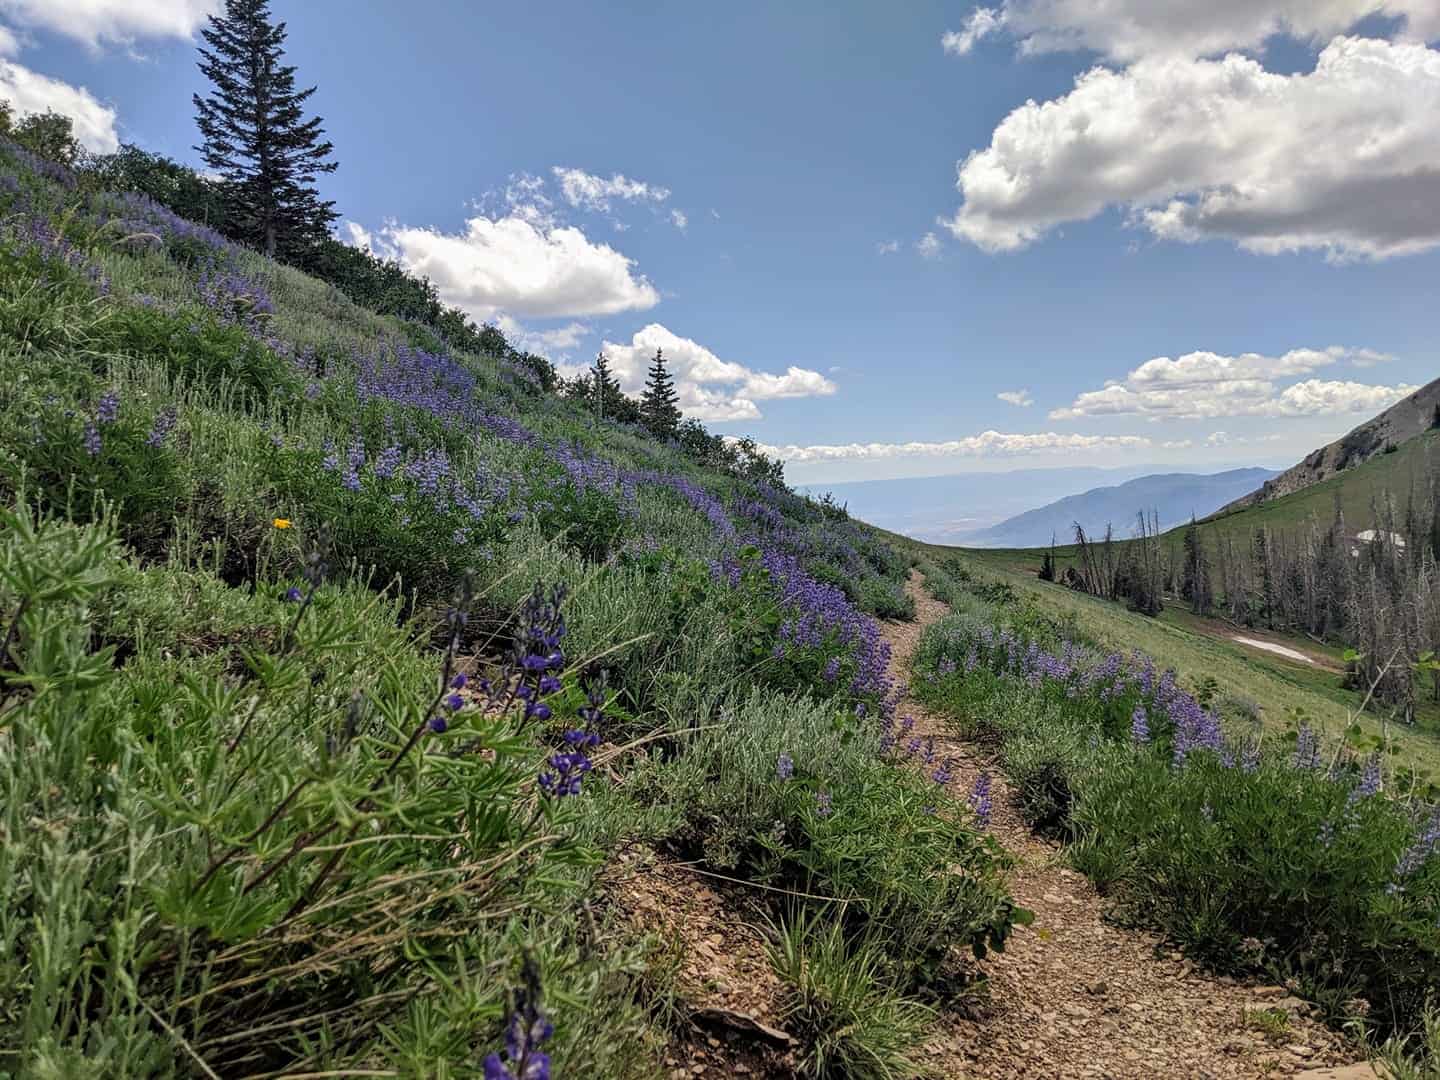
[3,0,784,486]
[1049,453,1440,720]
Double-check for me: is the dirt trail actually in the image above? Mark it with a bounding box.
[885,571,1368,1080]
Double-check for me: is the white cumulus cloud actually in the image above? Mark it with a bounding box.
[357,212,660,322]
[997,389,1034,407]
[583,323,836,423]
[0,58,118,151]
[875,239,900,255]
[916,231,942,259]
[0,0,218,49]
[940,0,1440,64]
[944,37,1440,260]
[757,432,1152,464]
[1051,346,1416,420]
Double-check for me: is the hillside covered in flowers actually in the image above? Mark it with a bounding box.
[1,123,1437,1077]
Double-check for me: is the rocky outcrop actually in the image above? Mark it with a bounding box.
[1219,376,1440,513]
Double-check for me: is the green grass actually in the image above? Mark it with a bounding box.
[899,536,1440,783]
[0,136,1016,1076]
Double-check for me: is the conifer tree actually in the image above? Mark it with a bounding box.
[640,348,681,439]
[590,351,619,421]
[193,0,338,261]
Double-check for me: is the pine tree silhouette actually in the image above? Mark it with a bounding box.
[640,348,681,439]
[193,0,338,261]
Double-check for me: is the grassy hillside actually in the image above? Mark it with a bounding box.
[1199,426,1440,541]
[0,138,1032,1076]
[1221,375,1440,512]
[2,135,1437,1076]
[901,534,1440,782]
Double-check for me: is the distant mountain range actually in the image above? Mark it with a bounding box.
[798,465,1184,543]
[962,468,1280,549]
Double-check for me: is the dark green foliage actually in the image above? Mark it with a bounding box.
[0,502,655,1074]
[0,103,83,166]
[1072,753,1438,1032]
[580,350,640,424]
[640,347,681,440]
[193,0,338,260]
[639,687,1023,992]
[1181,518,1212,615]
[85,143,229,227]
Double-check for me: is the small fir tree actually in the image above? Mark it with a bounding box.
[193,0,338,261]
[590,351,620,421]
[640,348,681,439]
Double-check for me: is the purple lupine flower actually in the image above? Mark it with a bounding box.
[931,758,954,786]
[282,586,303,603]
[815,790,833,817]
[95,391,120,425]
[822,655,840,683]
[1357,752,1382,798]
[82,422,101,457]
[539,746,592,797]
[1131,705,1150,745]
[145,406,177,448]
[1389,807,1440,893]
[484,969,553,1080]
[968,772,993,827]
[776,752,794,781]
[1292,723,1322,771]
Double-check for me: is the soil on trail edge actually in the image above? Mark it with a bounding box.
[883,571,1369,1080]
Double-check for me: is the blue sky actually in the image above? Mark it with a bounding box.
[4,0,1437,484]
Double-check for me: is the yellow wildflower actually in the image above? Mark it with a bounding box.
[273,518,292,529]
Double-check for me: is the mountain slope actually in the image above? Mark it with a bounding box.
[1195,426,1440,543]
[1221,376,1440,513]
[964,468,1278,548]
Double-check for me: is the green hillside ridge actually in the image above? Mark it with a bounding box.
[1197,426,1440,540]
[1221,375,1440,513]
[2,98,1437,1077]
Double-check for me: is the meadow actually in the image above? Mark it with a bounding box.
[0,132,1437,1078]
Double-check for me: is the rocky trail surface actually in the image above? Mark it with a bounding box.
[885,571,1372,1080]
